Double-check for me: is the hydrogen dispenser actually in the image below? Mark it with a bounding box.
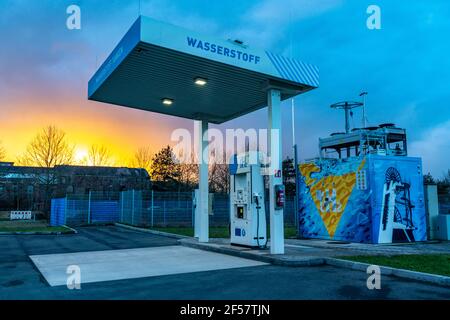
[229,152,267,248]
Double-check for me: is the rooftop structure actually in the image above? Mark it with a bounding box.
[319,123,408,159]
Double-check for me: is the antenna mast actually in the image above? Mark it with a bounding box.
[330,101,364,133]
[360,91,368,128]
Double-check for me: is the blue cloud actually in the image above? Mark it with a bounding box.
[0,0,449,177]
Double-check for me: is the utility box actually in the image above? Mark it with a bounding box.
[436,215,450,241]
[425,184,440,240]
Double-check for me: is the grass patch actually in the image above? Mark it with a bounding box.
[284,226,298,238]
[150,226,229,238]
[0,220,72,233]
[341,254,450,277]
[150,226,297,239]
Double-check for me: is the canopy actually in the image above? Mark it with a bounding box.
[88,16,319,124]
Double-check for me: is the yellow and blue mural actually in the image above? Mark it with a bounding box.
[298,155,427,243]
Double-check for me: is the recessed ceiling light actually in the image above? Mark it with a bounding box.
[194,77,208,86]
[162,98,174,106]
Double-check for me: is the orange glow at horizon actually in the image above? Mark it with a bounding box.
[0,98,191,167]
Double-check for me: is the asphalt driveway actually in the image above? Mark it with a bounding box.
[1,226,449,300]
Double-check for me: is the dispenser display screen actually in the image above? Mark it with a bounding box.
[237,206,244,219]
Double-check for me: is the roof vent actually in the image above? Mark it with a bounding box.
[379,123,396,128]
[330,132,346,136]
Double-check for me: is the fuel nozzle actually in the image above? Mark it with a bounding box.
[253,192,262,209]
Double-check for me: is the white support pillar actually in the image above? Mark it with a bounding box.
[268,89,285,254]
[196,120,209,243]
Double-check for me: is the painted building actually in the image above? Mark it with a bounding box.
[297,122,427,244]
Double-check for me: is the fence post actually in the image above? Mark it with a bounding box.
[120,192,123,223]
[131,190,135,226]
[87,191,92,224]
[64,196,67,226]
[192,191,194,228]
[163,199,166,226]
[151,190,154,227]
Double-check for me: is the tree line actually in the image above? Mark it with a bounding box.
[0,125,234,193]
[0,125,302,194]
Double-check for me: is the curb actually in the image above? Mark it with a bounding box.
[181,239,450,287]
[113,224,450,287]
[114,223,192,240]
[63,225,78,234]
[0,225,76,236]
[325,257,450,288]
[180,239,325,267]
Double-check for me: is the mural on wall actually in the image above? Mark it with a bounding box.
[299,158,366,239]
[377,167,418,243]
[298,155,426,244]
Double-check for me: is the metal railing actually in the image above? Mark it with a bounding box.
[50,190,297,228]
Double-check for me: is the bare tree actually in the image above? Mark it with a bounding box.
[208,149,230,193]
[209,161,230,193]
[0,141,5,161]
[18,125,74,167]
[88,144,114,166]
[178,152,199,191]
[16,125,74,217]
[130,146,153,176]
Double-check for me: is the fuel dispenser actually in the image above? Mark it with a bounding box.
[229,152,268,248]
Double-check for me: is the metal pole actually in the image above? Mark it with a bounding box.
[131,190,135,225]
[64,196,67,226]
[293,144,299,234]
[151,190,154,227]
[291,98,299,236]
[120,192,124,223]
[192,191,195,228]
[345,103,351,157]
[360,91,368,128]
[345,105,350,134]
[163,200,166,225]
[291,99,295,146]
[362,95,366,128]
[87,190,91,224]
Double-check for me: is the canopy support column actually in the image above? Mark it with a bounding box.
[197,120,209,243]
[268,89,285,254]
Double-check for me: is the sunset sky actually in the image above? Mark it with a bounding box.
[1,0,449,177]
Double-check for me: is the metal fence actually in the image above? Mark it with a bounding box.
[50,190,297,228]
[50,192,120,226]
